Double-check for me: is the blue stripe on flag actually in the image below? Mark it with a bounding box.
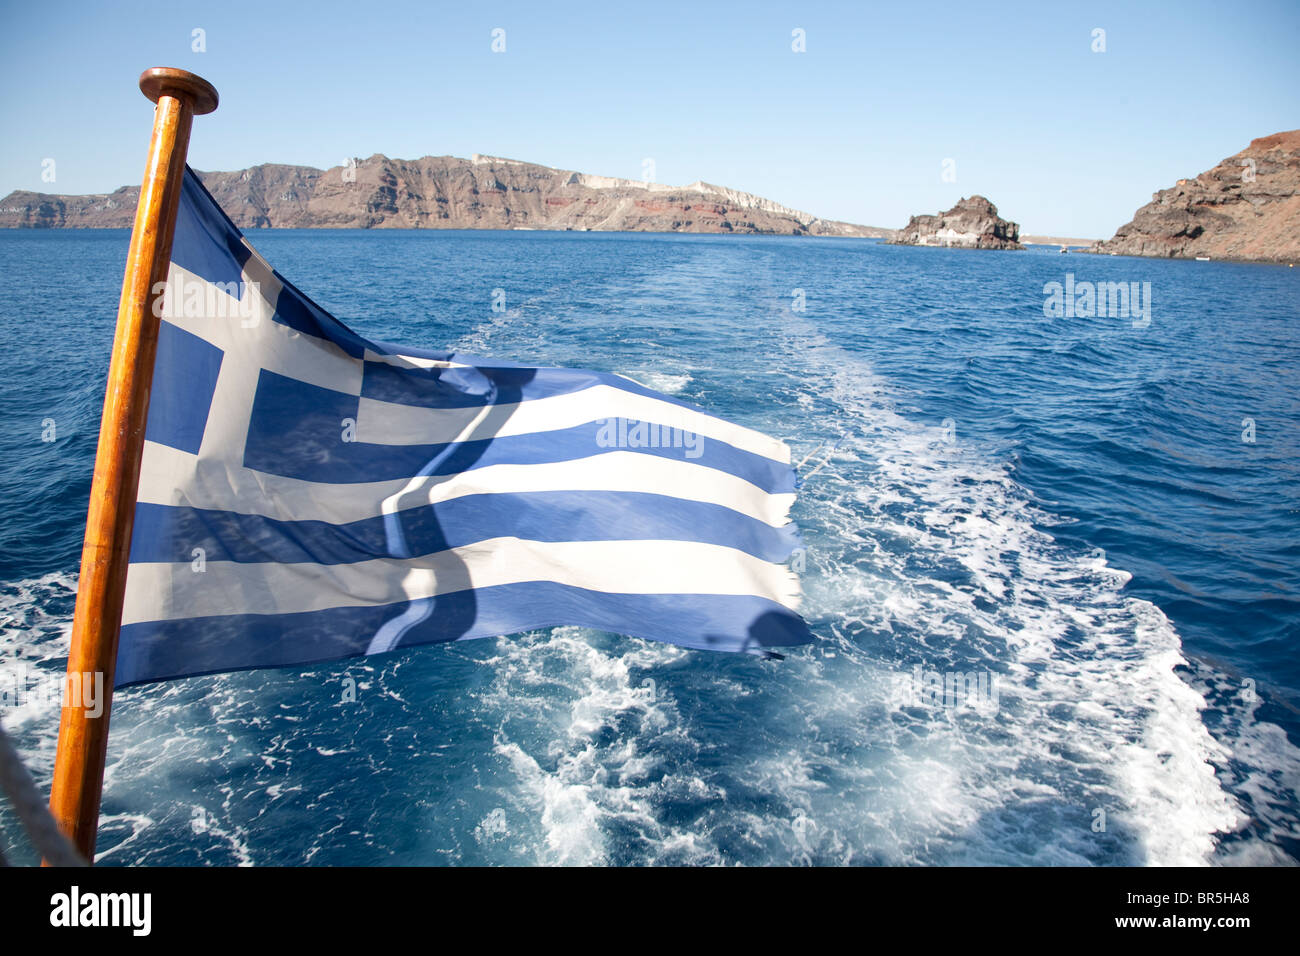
[128,492,798,566]
[115,584,810,687]
[242,369,792,491]
[361,359,703,412]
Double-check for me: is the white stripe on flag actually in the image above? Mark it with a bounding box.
[354,382,789,461]
[121,537,802,626]
[136,442,795,528]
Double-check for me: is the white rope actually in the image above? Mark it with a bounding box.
[0,715,86,866]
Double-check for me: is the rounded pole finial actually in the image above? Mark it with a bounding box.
[138,67,218,115]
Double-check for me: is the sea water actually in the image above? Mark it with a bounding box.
[0,228,1296,865]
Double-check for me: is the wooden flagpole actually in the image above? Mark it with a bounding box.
[46,68,218,864]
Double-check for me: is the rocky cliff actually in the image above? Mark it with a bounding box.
[0,154,892,237]
[1086,130,1300,263]
[888,195,1022,249]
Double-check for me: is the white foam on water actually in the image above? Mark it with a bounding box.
[474,627,725,865]
[631,371,692,395]
[2,289,1297,865]
[0,571,76,762]
[740,313,1296,865]
[0,572,77,862]
[1183,663,1300,866]
[87,813,154,865]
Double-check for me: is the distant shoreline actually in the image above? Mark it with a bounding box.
[0,226,1121,249]
[1022,235,1097,247]
[0,153,893,239]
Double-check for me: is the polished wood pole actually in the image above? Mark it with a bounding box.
[47,68,218,863]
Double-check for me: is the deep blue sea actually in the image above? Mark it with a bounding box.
[1,229,1297,865]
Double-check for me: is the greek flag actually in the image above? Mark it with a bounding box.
[116,169,811,686]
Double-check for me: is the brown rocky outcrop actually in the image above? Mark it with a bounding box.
[1086,130,1300,263]
[889,195,1022,249]
[0,154,893,237]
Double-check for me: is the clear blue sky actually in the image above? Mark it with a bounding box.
[1,0,1296,237]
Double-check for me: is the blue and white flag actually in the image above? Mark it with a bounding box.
[116,169,811,686]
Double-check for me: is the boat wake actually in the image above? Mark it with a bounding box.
[1,278,1297,865]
